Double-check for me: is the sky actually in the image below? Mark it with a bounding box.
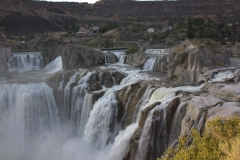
[32,0,99,4]
[32,0,177,4]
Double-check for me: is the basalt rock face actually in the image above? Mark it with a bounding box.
[125,52,147,68]
[104,52,118,63]
[167,40,231,82]
[0,47,12,72]
[124,78,240,160]
[231,42,240,59]
[61,44,105,69]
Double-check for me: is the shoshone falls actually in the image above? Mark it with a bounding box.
[1,44,240,160]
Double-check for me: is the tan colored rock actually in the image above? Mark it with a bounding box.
[117,81,149,128]
[207,102,240,121]
[180,95,224,136]
[202,82,240,101]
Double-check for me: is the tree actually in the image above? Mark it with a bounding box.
[187,18,193,38]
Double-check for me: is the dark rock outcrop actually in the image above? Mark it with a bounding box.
[0,47,12,72]
[104,51,118,63]
[61,44,105,69]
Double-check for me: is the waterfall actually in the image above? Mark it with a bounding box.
[84,90,120,149]
[44,56,62,73]
[63,73,78,120]
[145,49,168,55]
[143,57,157,70]
[0,82,60,159]
[138,101,169,160]
[105,54,108,63]
[118,55,126,64]
[210,70,235,82]
[8,52,45,72]
[79,93,93,136]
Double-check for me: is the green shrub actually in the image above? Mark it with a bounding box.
[174,52,189,66]
[125,45,138,54]
[159,116,240,160]
[42,48,49,56]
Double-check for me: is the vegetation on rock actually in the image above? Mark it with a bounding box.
[125,45,139,55]
[159,116,240,160]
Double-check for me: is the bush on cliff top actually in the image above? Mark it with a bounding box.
[159,116,240,160]
[125,45,138,55]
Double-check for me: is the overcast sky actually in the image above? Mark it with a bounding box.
[33,0,99,4]
[33,0,177,4]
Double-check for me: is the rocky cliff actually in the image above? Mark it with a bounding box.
[0,47,12,72]
[61,44,105,69]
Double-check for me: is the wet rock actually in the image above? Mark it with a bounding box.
[138,101,161,129]
[98,71,114,88]
[111,71,126,85]
[105,52,118,63]
[117,81,149,128]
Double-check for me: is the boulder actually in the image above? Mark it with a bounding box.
[104,51,118,63]
[61,44,105,69]
[97,71,114,88]
[111,71,126,85]
[125,52,146,68]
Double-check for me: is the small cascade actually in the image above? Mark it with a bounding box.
[210,70,235,82]
[118,55,126,64]
[120,71,159,85]
[78,93,93,136]
[7,52,45,72]
[44,56,62,73]
[0,83,60,159]
[63,73,78,120]
[149,85,202,105]
[168,101,188,147]
[143,57,157,70]
[108,124,138,160]
[84,90,120,149]
[104,54,108,63]
[138,101,169,160]
[145,49,168,55]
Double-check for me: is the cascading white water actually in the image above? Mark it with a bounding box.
[145,49,168,55]
[44,56,62,73]
[79,93,93,135]
[0,82,60,160]
[7,52,45,72]
[118,55,126,64]
[84,90,120,149]
[210,70,235,82]
[143,57,157,70]
[63,73,78,120]
[138,101,169,160]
